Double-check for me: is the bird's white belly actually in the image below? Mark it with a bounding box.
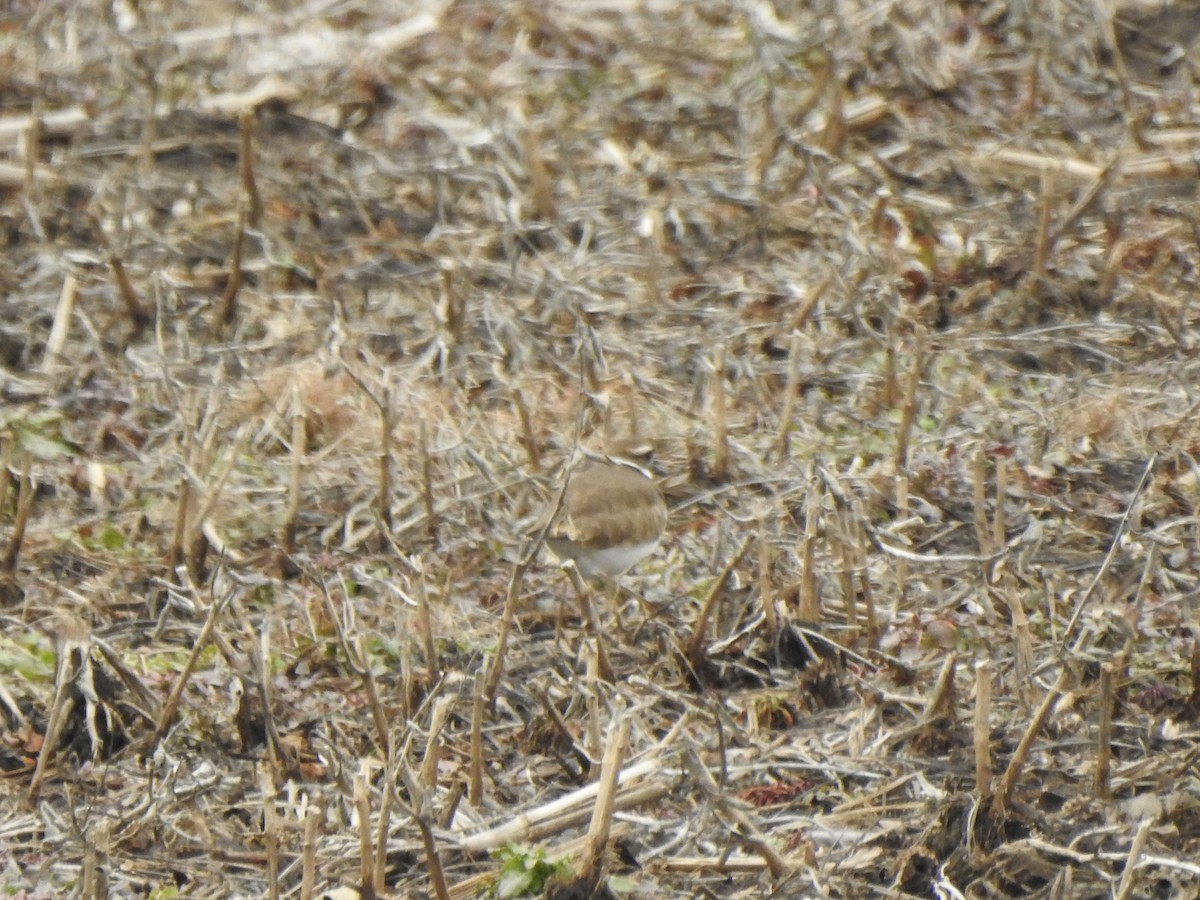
[549,538,660,578]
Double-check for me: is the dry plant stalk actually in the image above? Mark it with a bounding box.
[758,525,777,635]
[0,439,11,516]
[682,744,790,879]
[974,659,993,804]
[536,688,592,774]
[881,337,898,410]
[789,274,830,331]
[184,422,251,578]
[239,109,263,227]
[1093,7,1142,149]
[994,667,1070,815]
[136,62,158,177]
[375,760,399,893]
[260,767,280,900]
[439,782,466,831]
[511,385,541,472]
[684,536,753,666]
[398,636,414,729]
[1019,147,1200,181]
[654,855,778,875]
[255,619,300,778]
[639,208,663,305]
[578,713,631,883]
[992,455,1007,550]
[1048,153,1120,251]
[972,448,991,560]
[420,418,437,540]
[483,558,530,709]
[798,484,820,622]
[773,331,802,459]
[585,652,603,781]
[1,454,33,576]
[342,367,394,534]
[521,128,556,222]
[1114,818,1155,900]
[42,273,78,372]
[837,507,858,644]
[1061,455,1155,649]
[1094,662,1115,800]
[28,638,84,802]
[420,696,454,791]
[894,328,925,474]
[215,203,247,329]
[861,565,878,652]
[354,762,376,895]
[1010,585,1034,705]
[469,668,486,807]
[149,586,233,751]
[80,829,103,899]
[710,344,729,479]
[281,388,306,558]
[21,114,40,197]
[353,634,391,760]
[402,766,452,900]
[814,50,845,154]
[438,267,466,345]
[1032,170,1055,280]
[108,254,152,332]
[1131,542,1159,625]
[1148,289,1190,352]
[0,107,84,143]
[380,387,394,533]
[894,473,910,610]
[924,653,957,721]
[457,758,666,854]
[318,580,393,756]
[413,561,438,677]
[300,802,319,900]
[167,468,191,580]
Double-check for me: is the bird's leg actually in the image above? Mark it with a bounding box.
[565,564,614,682]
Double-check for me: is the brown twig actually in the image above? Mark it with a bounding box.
[468,668,486,807]
[710,343,729,479]
[994,667,1070,815]
[682,743,791,879]
[1094,662,1115,800]
[215,203,247,329]
[685,535,753,667]
[1,454,33,576]
[401,766,452,900]
[239,109,263,226]
[109,254,152,334]
[149,582,235,752]
[512,384,542,473]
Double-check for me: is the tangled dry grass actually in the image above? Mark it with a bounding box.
[2,0,1200,897]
